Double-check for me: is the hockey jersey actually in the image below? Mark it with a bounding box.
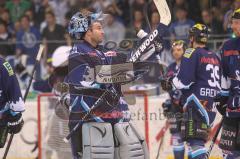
[173,47,221,124]
[67,41,129,123]
[0,58,24,113]
[220,37,240,117]
[166,62,181,102]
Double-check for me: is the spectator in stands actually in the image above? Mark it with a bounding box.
[42,11,69,63]
[171,0,189,21]
[150,11,160,30]
[201,9,224,35]
[5,0,32,22]
[103,10,126,44]
[0,20,14,56]
[48,0,69,26]
[115,0,130,26]
[92,0,114,12]
[25,9,36,27]
[169,6,195,42]
[104,2,123,23]
[125,9,146,38]
[131,0,145,11]
[14,20,21,34]
[32,0,51,28]
[0,9,14,36]
[16,15,41,65]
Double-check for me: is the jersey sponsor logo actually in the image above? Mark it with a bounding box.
[3,62,14,76]
[183,48,195,58]
[104,51,117,57]
[224,50,240,56]
[95,63,134,84]
[200,57,220,65]
[220,139,233,147]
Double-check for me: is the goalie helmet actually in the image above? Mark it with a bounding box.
[189,23,210,44]
[68,11,103,40]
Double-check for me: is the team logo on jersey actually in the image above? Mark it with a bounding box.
[3,62,14,76]
[183,48,195,58]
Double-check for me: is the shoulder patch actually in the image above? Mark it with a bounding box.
[3,61,14,76]
[183,48,195,58]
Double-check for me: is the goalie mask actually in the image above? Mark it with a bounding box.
[189,23,210,44]
[68,11,105,40]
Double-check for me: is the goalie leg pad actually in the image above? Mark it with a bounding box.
[82,122,114,159]
[114,122,149,159]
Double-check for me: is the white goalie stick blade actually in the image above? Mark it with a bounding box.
[154,0,171,26]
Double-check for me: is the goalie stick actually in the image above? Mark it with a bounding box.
[3,45,44,159]
[141,1,172,158]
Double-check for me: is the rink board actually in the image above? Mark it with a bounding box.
[0,94,223,159]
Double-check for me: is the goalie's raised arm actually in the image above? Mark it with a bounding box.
[129,0,171,62]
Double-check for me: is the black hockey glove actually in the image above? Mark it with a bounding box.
[214,93,228,116]
[161,77,173,91]
[7,112,24,134]
[162,99,172,117]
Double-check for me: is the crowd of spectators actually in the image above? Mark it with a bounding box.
[0,0,238,87]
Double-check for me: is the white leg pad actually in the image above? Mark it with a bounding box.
[82,122,114,159]
[114,122,149,159]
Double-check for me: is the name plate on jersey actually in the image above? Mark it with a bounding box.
[95,63,134,84]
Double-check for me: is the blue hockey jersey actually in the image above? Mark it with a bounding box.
[173,47,221,124]
[220,37,240,117]
[67,41,129,123]
[0,58,24,113]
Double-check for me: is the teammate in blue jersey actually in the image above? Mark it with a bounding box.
[162,40,186,159]
[0,58,25,148]
[171,24,221,159]
[63,9,168,159]
[216,8,240,159]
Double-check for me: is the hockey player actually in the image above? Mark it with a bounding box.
[161,40,186,159]
[65,10,150,159]
[216,8,240,159]
[170,24,221,159]
[0,57,25,148]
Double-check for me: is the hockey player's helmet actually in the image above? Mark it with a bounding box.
[232,8,240,19]
[68,11,103,39]
[189,23,210,44]
[172,40,187,50]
